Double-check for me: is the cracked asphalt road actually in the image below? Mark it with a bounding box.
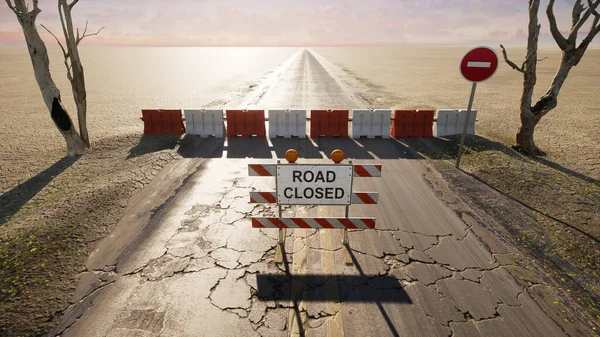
[53,49,567,337]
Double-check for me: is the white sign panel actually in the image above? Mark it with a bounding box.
[276,164,353,205]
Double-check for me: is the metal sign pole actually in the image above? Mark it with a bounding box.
[456,82,477,168]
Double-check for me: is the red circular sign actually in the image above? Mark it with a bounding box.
[460,46,499,82]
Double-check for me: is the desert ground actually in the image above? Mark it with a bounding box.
[0,46,599,336]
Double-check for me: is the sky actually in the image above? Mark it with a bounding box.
[0,0,598,47]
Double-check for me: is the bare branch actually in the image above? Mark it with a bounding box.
[58,1,70,46]
[568,0,600,42]
[4,0,18,15]
[69,0,78,9]
[573,0,585,26]
[40,24,68,59]
[547,0,568,50]
[500,44,526,74]
[538,57,548,61]
[588,0,600,17]
[77,24,104,46]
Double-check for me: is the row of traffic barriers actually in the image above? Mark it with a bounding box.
[140,109,478,138]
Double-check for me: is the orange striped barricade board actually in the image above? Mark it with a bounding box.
[247,160,382,264]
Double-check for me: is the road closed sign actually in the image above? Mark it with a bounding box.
[276,164,353,205]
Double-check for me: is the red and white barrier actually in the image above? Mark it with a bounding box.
[252,217,376,229]
[248,164,382,177]
[250,191,378,204]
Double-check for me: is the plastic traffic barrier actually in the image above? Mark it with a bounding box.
[391,109,434,138]
[351,109,391,138]
[433,109,477,136]
[141,109,185,135]
[184,109,224,137]
[268,109,307,138]
[226,110,266,137]
[310,110,349,138]
[458,109,478,135]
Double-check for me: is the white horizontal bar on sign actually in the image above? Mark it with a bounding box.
[467,62,491,68]
[250,191,379,204]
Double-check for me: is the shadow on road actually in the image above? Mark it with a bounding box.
[0,156,79,225]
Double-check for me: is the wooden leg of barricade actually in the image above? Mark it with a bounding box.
[341,203,353,265]
[275,202,286,264]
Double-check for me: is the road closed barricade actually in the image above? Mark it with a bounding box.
[226,110,266,137]
[248,149,381,264]
[141,109,185,135]
[391,109,434,138]
[458,109,478,135]
[310,110,349,138]
[268,109,307,138]
[184,109,224,137]
[351,109,391,138]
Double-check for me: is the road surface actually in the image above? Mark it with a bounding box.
[53,49,566,337]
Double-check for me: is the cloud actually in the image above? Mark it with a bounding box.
[0,0,598,46]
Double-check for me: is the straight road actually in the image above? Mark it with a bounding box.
[53,49,566,337]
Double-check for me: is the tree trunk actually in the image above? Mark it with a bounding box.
[515,108,544,156]
[12,1,87,156]
[59,0,90,148]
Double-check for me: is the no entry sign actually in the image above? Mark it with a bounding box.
[276,164,353,205]
[460,46,499,82]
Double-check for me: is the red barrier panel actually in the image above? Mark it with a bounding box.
[226,110,266,137]
[141,109,185,135]
[310,110,349,138]
[416,110,434,138]
[391,110,434,138]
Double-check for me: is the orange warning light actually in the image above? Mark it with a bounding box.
[331,149,344,163]
[285,149,299,163]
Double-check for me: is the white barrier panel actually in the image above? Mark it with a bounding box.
[268,109,307,138]
[434,109,478,136]
[433,109,458,137]
[351,109,391,138]
[458,109,477,135]
[184,109,224,137]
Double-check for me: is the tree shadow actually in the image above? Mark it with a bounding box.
[127,134,181,159]
[0,156,79,225]
[533,157,597,184]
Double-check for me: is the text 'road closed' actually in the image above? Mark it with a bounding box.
[276,164,352,205]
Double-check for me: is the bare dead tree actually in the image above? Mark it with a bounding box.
[41,0,103,148]
[4,0,87,156]
[500,0,600,156]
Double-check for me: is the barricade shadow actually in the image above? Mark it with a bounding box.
[270,138,323,159]
[177,135,225,158]
[255,273,412,303]
[0,156,79,225]
[127,134,181,159]
[352,138,424,160]
[226,137,273,159]
[401,135,529,162]
[311,138,375,159]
